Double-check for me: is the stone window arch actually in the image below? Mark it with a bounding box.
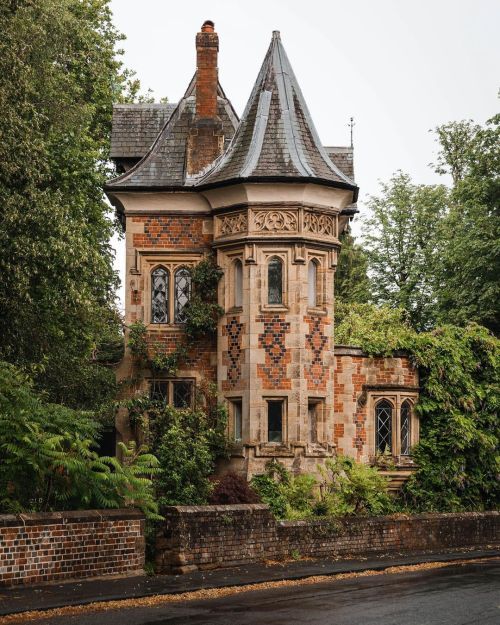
[233,258,243,308]
[174,267,191,323]
[267,256,283,305]
[400,399,412,456]
[375,399,393,454]
[151,266,169,324]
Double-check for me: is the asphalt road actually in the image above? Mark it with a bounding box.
[24,560,500,625]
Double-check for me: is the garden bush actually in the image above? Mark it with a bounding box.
[208,472,261,505]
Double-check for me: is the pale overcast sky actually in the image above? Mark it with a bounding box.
[109,0,499,308]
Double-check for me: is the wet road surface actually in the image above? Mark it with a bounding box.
[18,560,500,625]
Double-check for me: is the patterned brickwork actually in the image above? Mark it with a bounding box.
[146,330,217,382]
[0,510,144,587]
[304,315,330,391]
[256,314,291,389]
[222,315,244,390]
[132,216,212,248]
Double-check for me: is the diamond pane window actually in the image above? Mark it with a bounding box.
[401,400,411,455]
[268,257,283,305]
[173,381,192,408]
[174,268,191,323]
[376,399,393,453]
[150,381,168,404]
[151,267,169,323]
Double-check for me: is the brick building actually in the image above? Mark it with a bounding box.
[105,22,419,478]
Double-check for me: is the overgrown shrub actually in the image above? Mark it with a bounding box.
[208,472,261,505]
[336,303,500,512]
[319,456,394,516]
[0,361,160,518]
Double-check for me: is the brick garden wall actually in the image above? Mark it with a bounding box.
[156,505,500,573]
[0,509,145,587]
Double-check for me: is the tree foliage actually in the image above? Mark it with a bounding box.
[0,361,160,517]
[336,303,500,512]
[362,172,449,330]
[433,115,500,334]
[335,226,371,304]
[0,0,134,409]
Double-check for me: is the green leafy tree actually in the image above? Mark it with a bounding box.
[0,361,160,517]
[0,0,138,409]
[335,303,500,512]
[362,172,449,330]
[432,116,500,334]
[335,226,371,304]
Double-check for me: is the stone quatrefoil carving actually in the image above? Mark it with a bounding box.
[253,210,297,232]
[219,212,248,236]
[303,212,335,236]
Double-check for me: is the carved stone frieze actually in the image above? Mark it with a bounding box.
[253,210,297,232]
[218,212,248,236]
[304,211,336,237]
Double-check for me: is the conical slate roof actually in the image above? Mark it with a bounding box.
[200,31,357,194]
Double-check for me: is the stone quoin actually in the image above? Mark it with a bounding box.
[105,22,420,479]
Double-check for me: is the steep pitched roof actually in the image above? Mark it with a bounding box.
[110,103,177,159]
[106,79,238,189]
[200,31,357,196]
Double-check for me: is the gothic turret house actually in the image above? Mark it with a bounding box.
[106,22,420,480]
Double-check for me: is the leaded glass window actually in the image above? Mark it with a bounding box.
[151,267,169,323]
[172,381,192,408]
[174,268,191,323]
[150,381,168,404]
[401,400,411,455]
[308,260,318,306]
[234,259,243,308]
[268,257,283,305]
[376,399,393,453]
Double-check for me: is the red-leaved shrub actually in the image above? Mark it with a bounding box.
[208,472,261,505]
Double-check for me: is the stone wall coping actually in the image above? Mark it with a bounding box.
[277,510,500,528]
[334,345,410,358]
[0,508,145,527]
[163,504,270,514]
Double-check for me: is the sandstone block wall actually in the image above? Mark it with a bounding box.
[0,509,145,587]
[156,505,499,573]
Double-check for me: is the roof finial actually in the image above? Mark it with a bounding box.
[348,116,355,148]
[201,20,214,32]
[272,30,281,40]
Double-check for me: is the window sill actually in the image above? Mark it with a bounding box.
[226,306,243,314]
[260,304,289,313]
[306,307,328,317]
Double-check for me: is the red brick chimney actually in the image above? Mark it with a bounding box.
[186,20,224,176]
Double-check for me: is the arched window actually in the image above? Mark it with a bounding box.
[400,400,411,456]
[268,256,283,305]
[375,399,393,454]
[234,259,243,308]
[174,267,191,323]
[308,259,318,306]
[151,267,169,323]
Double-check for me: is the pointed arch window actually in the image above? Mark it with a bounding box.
[174,267,191,323]
[308,259,319,307]
[234,259,243,308]
[400,400,411,456]
[375,399,393,454]
[151,267,169,323]
[268,256,283,305]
